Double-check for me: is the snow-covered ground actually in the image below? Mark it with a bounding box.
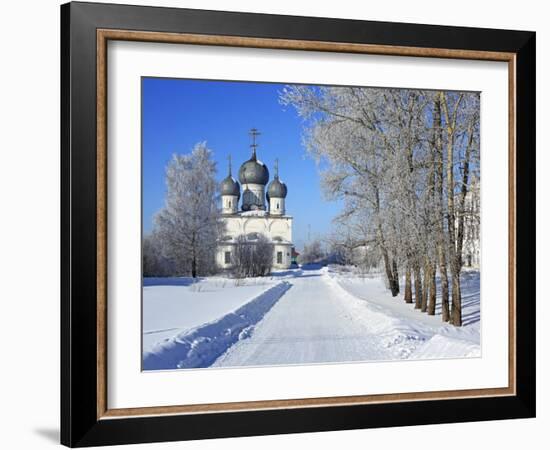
[329,267,480,360]
[143,280,292,369]
[142,266,480,370]
[142,277,279,353]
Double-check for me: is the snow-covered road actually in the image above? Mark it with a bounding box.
[214,266,480,368]
[143,266,480,370]
[213,267,394,367]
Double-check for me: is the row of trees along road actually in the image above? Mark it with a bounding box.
[281,86,480,326]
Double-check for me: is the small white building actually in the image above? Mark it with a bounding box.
[217,130,293,270]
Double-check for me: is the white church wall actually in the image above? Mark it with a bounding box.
[216,243,235,270]
[222,217,243,237]
[222,216,292,242]
[269,197,285,215]
[238,217,293,242]
[221,195,238,214]
[273,243,292,269]
[243,217,269,237]
[218,216,293,271]
[269,218,292,242]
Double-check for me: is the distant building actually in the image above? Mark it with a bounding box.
[217,129,293,270]
[291,248,300,265]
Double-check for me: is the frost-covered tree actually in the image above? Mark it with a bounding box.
[281,85,480,326]
[461,175,480,268]
[439,91,480,325]
[154,142,222,278]
[232,234,273,278]
[327,220,379,271]
[142,231,176,277]
[299,239,326,265]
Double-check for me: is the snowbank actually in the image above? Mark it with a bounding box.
[410,334,481,359]
[327,267,481,360]
[142,277,277,352]
[143,281,292,370]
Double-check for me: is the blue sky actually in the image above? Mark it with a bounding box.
[142,77,342,251]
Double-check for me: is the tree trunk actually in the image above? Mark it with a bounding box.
[421,259,430,312]
[191,256,197,278]
[456,118,475,270]
[379,237,399,297]
[404,264,413,303]
[438,246,450,321]
[440,91,463,327]
[391,258,400,296]
[381,245,399,297]
[375,187,398,298]
[433,94,450,322]
[450,266,462,326]
[428,261,437,315]
[447,204,462,325]
[449,117,475,327]
[413,262,423,309]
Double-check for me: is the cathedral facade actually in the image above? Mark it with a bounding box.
[216,130,293,270]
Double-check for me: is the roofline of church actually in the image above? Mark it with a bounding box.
[220,213,293,219]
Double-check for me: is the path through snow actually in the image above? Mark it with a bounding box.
[213,267,390,366]
[213,266,480,368]
[142,266,480,370]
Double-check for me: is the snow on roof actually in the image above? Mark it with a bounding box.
[217,235,291,245]
[240,210,268,217]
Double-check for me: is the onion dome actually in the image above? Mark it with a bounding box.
[266,159,287,201]
[267,178,287,199]
[220,155,240,198]
[220,175,240,197]
[239,128,269,185]
[238,151,269,185]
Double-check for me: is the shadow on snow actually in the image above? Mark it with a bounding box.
[143,281,292,370]
[143,277,204,287]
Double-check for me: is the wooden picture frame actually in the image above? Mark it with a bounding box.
[61,1,535,447]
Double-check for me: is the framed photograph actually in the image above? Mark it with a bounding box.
[61,1,535,447]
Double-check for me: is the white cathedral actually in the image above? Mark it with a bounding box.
[216,129,293,270]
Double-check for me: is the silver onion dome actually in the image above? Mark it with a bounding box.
[266,158,287,201]
[220,154,240,198]
[267,177,287,199]
[220,175,240,197]
[238,153,269,185]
